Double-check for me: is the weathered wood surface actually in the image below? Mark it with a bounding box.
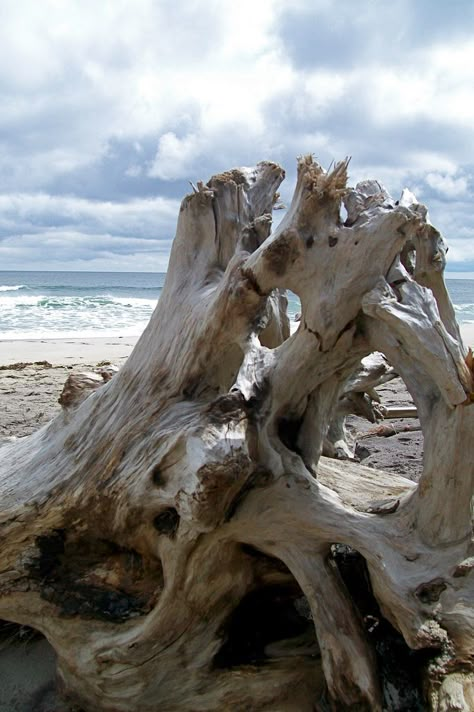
[0,157,473,711]
[381,405,418,419]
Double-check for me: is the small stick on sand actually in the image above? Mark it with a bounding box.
[360,423,422,438]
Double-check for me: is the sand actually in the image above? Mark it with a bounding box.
[1,323,471,445]
[0,322,471,368]
[0,335,138,367]
[0,337,136,442]
[0,324,472,710]
[460,322,474,347]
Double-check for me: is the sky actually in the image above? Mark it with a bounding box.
[0,0,473,275]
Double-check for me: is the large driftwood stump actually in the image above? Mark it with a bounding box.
[1,157,473,711]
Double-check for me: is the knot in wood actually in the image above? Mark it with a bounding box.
[415,578,447,604]
[153,508,180,538]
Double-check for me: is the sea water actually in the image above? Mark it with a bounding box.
[0,271,164,339]
[0,270,472,340]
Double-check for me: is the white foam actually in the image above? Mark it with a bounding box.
[0,294,157,308]
[0,285,25,292]
[0,295,43,306]
[0,324,149,340]
[0,293,157,338]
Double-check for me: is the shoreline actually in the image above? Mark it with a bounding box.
[0,335,139,366]
[0,323,473,367]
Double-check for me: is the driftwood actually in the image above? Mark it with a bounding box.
[1,156,473,711]
[360,423,422,439]
[381,406,419,419]
[324,351,396,459]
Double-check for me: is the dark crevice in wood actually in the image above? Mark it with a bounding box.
[333,319,356,346]
[277,415,303,455]
[32,529,66,577]
[210,193,219,253]
[213,582,317,669]
[0,620,43,645]
[331,544,434,711]
[246,377,271,419]
[241,267,267,297]
[182,378,202,399]
[389,278,407,303]
[303,321,322,342]
[415,578,447,604]
[151,466,165,487]
[240,545,291,573]
[153,508,180,538]
[42,581,151,623]
[28,535,162,623]
[224,467,273,521]
[224,467,274,522]
[207,391,248,424]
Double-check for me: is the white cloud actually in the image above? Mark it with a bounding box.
[0,193,179,270]
[0,0,473,270]
[445,235,474,264]
[424,172,469,198]
[0,193,179,238]
[149,132,202,181]
[0,230,173,271]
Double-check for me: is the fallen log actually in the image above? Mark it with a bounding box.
[0,156,473,711]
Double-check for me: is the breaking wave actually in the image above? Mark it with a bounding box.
[0,284,26,292]
[0,293,157,339]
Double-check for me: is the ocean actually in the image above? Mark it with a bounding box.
[0,271,472,340]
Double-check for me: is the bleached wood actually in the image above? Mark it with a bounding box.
[381,406,418,418]
[0,156,472,711]
[324,352,396,458]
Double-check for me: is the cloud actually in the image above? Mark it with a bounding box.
[0,193,179,270]
[0,230,174,272]
[0,193,179,238]
[425,172,470,199]
[276,0,474,71]
[149,132,202,181]
[0,0,473,271]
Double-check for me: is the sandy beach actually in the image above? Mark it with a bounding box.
[0,335,139,367]
[0,323,473,711]
[0,323,472,443]
[0,322,472,368]
[0,336,138,442]
[458,322,474,346]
